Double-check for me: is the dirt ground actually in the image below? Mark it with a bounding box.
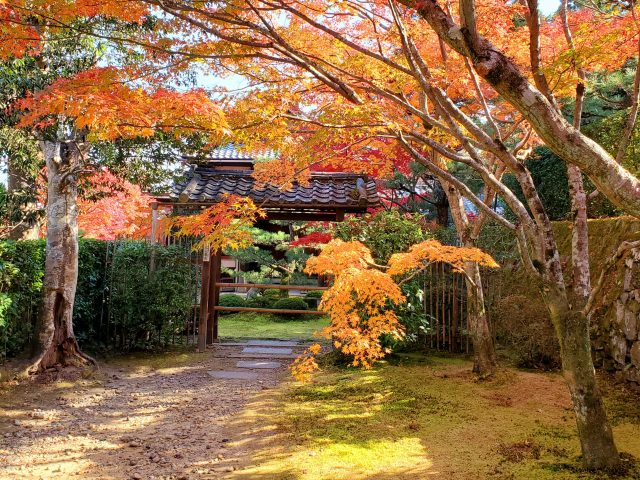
[2,349,639,480]
[0,345,295,480]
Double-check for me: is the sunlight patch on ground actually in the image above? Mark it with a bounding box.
[236,436,433,480]
[229,356,640,480]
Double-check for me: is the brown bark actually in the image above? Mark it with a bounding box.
[443,179,496,376]
[27,141,94,374]
[435,199,449,227]
[545,290,619,470]
[428,176,450,227]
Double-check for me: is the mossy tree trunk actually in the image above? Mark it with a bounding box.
[514,208,620,469]
[28,140,94,374]
[545,289,619,470]
[442,178,497,376]
[464,259,496,376]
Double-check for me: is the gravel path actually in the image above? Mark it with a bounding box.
[0,342,303,479]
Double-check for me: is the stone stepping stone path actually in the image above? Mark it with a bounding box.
[207,339,301,381]
[236,360,281,369]
[242,347,293,355]
[225,353,298,359]
[247,340,299,347]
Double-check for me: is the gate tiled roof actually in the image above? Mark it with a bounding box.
[171,167,380,211]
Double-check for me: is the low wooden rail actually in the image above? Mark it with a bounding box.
[213,306,325,315]
[215,283,328,291]
[198,274,329,350]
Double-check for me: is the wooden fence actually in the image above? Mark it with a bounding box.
[421,263,500,353]
[103,235,500,351]
[104,237,502,352]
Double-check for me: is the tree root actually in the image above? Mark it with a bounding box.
[23,338,97,378]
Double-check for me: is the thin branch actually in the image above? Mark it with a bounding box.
[397,133,516,231]
[523,0,556,103]
[463,57,502,140]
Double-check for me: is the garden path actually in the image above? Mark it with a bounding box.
[0,341,306,479]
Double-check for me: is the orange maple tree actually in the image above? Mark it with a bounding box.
[15,67,230,142]
[292,239,498,381]
[77,170,152,240]
[0,0,233,375]
[167,195,265,253]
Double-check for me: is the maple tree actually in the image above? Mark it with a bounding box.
[168,195,265,253]
[0,2,231,374]
[293,238,498,380]
[289,231,332,247]
[77,170,152,240]
[2,0,640,468]
[0,27,102,240]
[104,1,637,467]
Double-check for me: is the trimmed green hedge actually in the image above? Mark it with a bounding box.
[0,239,45,358]
[271,297,308,319]
[218,294,246,314]
[304,290,325,299]
[0,239,197,359]
[245,296,274,309]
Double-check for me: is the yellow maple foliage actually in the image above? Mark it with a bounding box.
[304,239,376,275]
[15,67,230,143]
[387,240,500,277]
[292,238,499,381]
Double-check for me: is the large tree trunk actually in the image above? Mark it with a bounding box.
[442,179,497,376]
[27,141,94,374]
[545,290,619,470]
[517,205,619,469]
[433,182,450,227]
[464,258,496,376]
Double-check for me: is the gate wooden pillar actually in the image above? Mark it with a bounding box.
[198,245,211,352]
[207,251,222,344]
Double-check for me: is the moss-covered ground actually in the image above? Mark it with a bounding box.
[227,353,640,480]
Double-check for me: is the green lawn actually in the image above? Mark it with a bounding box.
[228,354,640,480]
[218,312,329,341]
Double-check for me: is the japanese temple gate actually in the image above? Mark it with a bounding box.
[151,145,380,351]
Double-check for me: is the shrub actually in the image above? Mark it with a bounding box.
[272,296,308,310]
[0,239,197,358]
[90,241,196,351]
[305,290,325,299]
[218,294,246,314]
[302,290,324,309]
[494,294,560,369]
[262,288,286,298]
[333,209,431,263]
[245,296,276,309]
[272,296,308,319]
[0,239,46,359]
